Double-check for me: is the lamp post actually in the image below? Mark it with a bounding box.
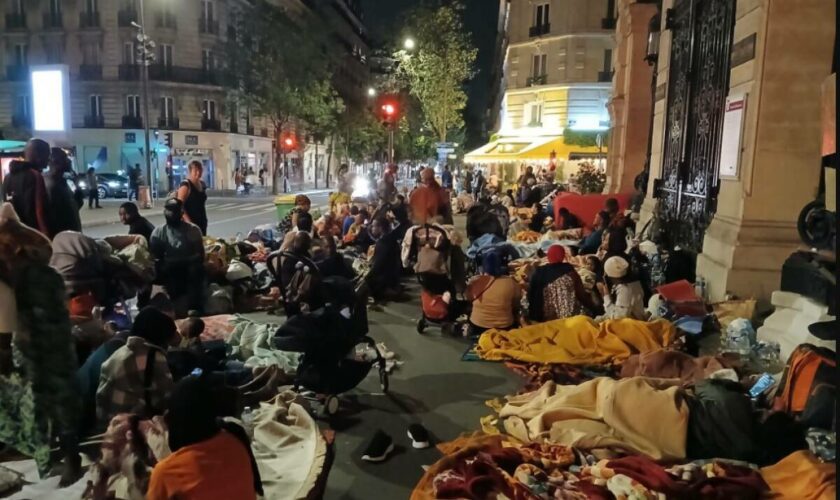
[403,38,416,51]
[131,0,154,207]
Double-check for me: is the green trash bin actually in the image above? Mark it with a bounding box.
[274,195,296,223]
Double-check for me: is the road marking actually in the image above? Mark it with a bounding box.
[213,203,241,209]
[261,207,276,213]
[239,204,270,211]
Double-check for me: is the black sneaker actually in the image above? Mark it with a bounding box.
[407,424,430,449]
[361,430,394,462]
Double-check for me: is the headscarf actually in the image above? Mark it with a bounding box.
[604,255,630,278]
[482,251,504,277]
[132,306,177,347]
[547,245,566,264]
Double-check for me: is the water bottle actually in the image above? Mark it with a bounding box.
[694,277,706,301]
[241,406,255,439]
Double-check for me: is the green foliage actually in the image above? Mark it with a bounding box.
[563,130,609,148]
[336,109,387,164]
[396,3,477,143]
[573,162,607,194]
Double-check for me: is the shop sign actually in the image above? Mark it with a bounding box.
[174,148,210,157]
[125,133,136,143]
[185,135,199,146]
[718,93,747,179]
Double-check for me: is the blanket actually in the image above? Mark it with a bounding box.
[227,316,301,373]
[499,377,689,461]
[620,349,731,383]
[761,450,836,500]
[477,316,676,365]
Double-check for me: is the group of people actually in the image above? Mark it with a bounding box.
[233,166,266,195]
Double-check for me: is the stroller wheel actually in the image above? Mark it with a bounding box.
[324,395,340,416]
[379,369,389,393]
[416,318,426,334]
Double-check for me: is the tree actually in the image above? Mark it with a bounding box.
[336,109,387,165]
[397,3,477,144]
[299,80,345,188]
[224,1,331,193]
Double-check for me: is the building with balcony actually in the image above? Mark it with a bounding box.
[466,0,615,182]
[0,0,370,191]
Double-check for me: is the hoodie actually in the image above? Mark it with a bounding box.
[1,161,49,235]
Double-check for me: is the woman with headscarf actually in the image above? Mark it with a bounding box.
[279,194,311,234]
[527,245,598,322]
[409,167,453,225]
[596,256,648,321]
[465,252,521,337]
[147,375,262,500]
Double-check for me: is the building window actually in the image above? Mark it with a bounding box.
[126,95,140,117]
[45,43,62,63]
[90,95,102,117]
[123,42,135,64]
[85,0,98,14]
[14,44,27,66]
[202,49,214,72]
[82,42,101,65]
[202,99,217,120]
[161,96,175,120]
[534,3,549,27]
[201,0,215,29]
[532,53,547,77]
[603,49,613,72]
[525,102,543,126]
[15,95,30,118]
[160,44,173,67]
[49,0,61,15]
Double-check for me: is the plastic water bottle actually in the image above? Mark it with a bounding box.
[241,407,255,439]
[694,277,706,301]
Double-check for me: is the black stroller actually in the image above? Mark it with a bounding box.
[273,276,388,416]
[405,224,460,335]
[266,250,322,317]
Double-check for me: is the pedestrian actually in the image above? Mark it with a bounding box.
[441,165,453,190]
[149,198,206,314]
[244,168,256,195]
[176,160,208,236]
[119,202,155,242]
[258,167,266,188]
[464,168,474,195]
[473,169,486,199]
[86,167,102,209]
[1,138,50,235]
[44,147,82,237]
[147,376,262,500]
[409,167,452,225]
[233,167,242,193]
[128,164,141,201]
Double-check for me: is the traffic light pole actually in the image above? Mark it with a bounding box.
[388,123,395,165]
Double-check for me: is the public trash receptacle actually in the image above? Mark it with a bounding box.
[274,195,296,222]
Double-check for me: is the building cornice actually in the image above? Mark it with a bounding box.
[504,82,611,96]
[507,31,613,50]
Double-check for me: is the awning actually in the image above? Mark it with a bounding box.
[464,136,605,164]
[0,140,25,153]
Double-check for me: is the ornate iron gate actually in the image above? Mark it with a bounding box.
[655,0,736,251]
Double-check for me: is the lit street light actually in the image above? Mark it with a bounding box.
[404,38,416,51]
[367,87,377,97]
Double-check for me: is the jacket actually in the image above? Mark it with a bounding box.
[2,161,49,235]
[44,174,82,236]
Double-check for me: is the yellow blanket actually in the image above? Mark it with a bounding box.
[476,316,676,365]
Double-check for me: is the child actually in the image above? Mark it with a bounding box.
[177,311,205,349]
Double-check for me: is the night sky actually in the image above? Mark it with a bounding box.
[360,0,500,148]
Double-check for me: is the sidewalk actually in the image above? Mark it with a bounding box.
[79,200,125,229]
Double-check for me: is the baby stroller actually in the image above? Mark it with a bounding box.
[266,250,322,317]
[406,224,458,335]
[273,276,388,416]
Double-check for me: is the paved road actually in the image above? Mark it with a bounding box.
[82,192,330,239]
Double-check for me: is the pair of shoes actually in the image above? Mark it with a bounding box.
[361,424,430,463]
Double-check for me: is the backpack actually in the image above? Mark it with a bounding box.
[410,225,450,275]
[773,343,836,429]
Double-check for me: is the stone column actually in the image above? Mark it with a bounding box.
[605,0,658,194]
[697,0,835,304]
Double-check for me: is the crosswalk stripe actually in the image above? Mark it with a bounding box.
[239,204,271,211]
[261,206,276,213]
[213,203,240,209]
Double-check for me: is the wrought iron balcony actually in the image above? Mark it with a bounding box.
[79,11,100,29]
[201,117,221,131]
[149,65,221,85]
[6,65,28,81]
[5,12,27,31]
[84,115,105,128]
[158,117,180,129]
[12,114,32,128]
[117,9,137,27]
[526,74,547,86]
[199,17,219,35]
[229,121,239,134]
[122,115,143,128]
[119,64,141,80]
[528,24,550,37]
[79,64,103,80]
[42,12,63,29]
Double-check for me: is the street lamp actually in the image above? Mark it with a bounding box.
[130,0,155,207]
[403,37,416,51]
[367,87,377,97]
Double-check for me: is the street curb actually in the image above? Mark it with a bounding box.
[82,217,123,229]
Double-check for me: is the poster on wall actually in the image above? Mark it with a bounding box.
[719,93,747,179]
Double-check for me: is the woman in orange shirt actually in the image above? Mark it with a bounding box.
[147,376,262,500]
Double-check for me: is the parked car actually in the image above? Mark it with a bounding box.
[77,173,130,199]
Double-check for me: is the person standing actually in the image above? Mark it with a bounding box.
[44,148,82,237]
[2,138,51,235]
[86,167,102,209]
[128,164,141,201]
[176,160,208,236]
[409,167,452,225]
[258,167,266,188]
[473,169,486,199]
[441,165,453,190]
[464,168,474,195]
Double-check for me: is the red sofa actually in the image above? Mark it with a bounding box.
[553,192,634,230]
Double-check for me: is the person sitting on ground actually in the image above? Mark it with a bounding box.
[391,194,411,243]
[578,210,611,255]
[599,224,630,262]
[278,194,311,234]
[501,189,515,208]
[604,197,620,221]
[527,245,598,322]
[316,233,354,280]
[315,212,342,239]
[528,202,549,232]
[147,375,262,500]
[465,251,520,337]
[366,217,403,302]
[45,147,82,236]
[95,307,178,427]
[342,205,360,236]
[557,207,581,230]
[280,210,314,252]
[120,202,155,242]
[343,209,368,246]
[596,256,648,321]
[149,199,206,315]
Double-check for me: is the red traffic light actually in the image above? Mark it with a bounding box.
[382,103,396,116]
[284,137,293,147]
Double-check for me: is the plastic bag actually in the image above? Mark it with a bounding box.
[711,299,757,328]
